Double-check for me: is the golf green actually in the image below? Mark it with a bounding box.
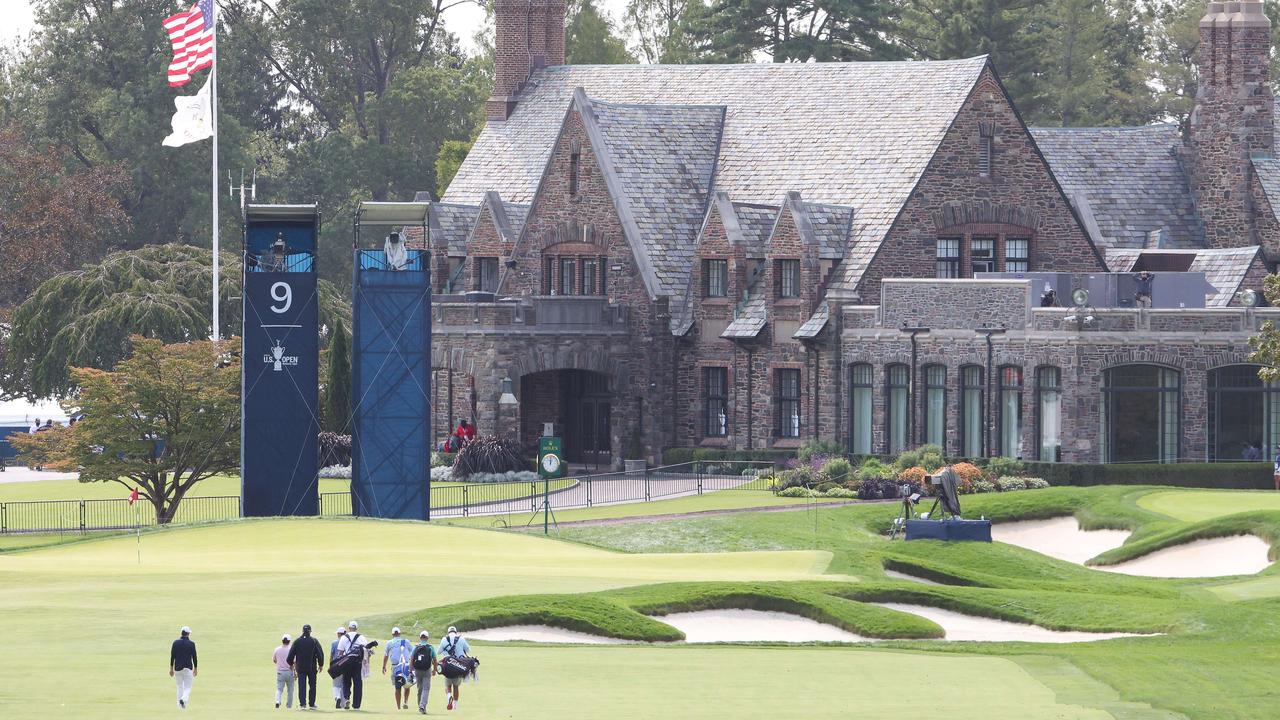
[1137,489,1280,522]
[0,517,1099,719]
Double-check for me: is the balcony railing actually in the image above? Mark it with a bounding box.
[433,295,629,334]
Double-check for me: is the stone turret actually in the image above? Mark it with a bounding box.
[1190,1,1274,247]
[486,0,567,122]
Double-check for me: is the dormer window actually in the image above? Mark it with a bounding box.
[776,259,801,299]
[703,259,728,298]
[569,144,581,196]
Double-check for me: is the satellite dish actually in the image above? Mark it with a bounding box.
[1071,288,1090,307]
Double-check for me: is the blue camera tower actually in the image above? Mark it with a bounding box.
[350,201,432,520]
[241,204,321,517]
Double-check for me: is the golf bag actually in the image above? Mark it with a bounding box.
[439,655,479,680]
[327,634,373,679]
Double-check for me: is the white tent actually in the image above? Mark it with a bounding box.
[0,398,70,427]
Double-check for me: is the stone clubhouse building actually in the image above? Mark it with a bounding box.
[414,0,1280,467]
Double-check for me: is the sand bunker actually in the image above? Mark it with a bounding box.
[884,569,945,586]
[875,603,1152,643]
[991,516,1130,564]
[465,625,629,644]
[654,609,869,643]
[1098,535,1273,578]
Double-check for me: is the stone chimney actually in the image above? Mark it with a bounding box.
[486,0,567,122]
[1190,1,1274,247]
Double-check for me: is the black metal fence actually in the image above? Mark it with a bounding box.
[0,461,777,533]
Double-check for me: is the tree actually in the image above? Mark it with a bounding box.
[685,0,907,63]
[435,139,471,199]
[1,244,351,400]
[1249,276,1280,383]
[566,0,637,64]
[624,0,699,63]
[0,126,132,306]
[10,336,240,524]
[323,317,352,433]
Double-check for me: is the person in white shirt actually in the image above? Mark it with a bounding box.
[384,232,409,270]
[335,621,375,710]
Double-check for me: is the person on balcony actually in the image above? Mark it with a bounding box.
[384,231,408,270]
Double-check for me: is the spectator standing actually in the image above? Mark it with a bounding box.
[382,627,415,710]
[411,631,438,715]
[272,634,296,709]
[169,626,198,709]
[331,628,347,709]
[336,621,372,710]
[437,627,471,711]
[287,624,324,710]
[1134,271,1154,308]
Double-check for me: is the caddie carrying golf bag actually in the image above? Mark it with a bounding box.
[328,635,376,679]
[439,655,479,681]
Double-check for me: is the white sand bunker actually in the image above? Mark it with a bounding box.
[875,603,1152,643]
[1098,535,1273,578]
[465,625,629,644]
[654,609,869,643]
[991,516,1130,564]
[884,569,945,586]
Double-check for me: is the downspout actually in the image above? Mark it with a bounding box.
[747,347,755,450]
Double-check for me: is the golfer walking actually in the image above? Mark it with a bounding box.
[438,626,471,711]
[382,627,415,710]
[287,624,325,710]
[272,634,296,709]
[169,626,198,709]
[411,631,439,715]
[336,621,372,710]
[331,628,347,708]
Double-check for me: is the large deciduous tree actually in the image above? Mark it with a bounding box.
[1,244,351,400]
[11,336,240,524]
[684,0,907,62]
[566,0,637,64]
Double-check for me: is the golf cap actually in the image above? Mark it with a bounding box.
[392,627,401,635]
[348,621,358,630]
[336,628,346,635]
[282,634,291,642]
[420,631,430,638]
[180,626,190,635]
[447,626,458,634]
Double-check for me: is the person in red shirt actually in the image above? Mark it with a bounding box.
[449,420,475,451]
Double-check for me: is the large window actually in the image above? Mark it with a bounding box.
[937,238,961,278]
[886,364,910,454]
[1036,367,1062,463]
[998,366,1023,458]
[777,259,801,298]
[849,364,873,454]
[704,367,728,438]
[776,368,801,439]
[476,257,499,293]
[543,254,607,296]
[582,258,599,295]
[704,259,728,298]
[1005,239,1029,273]
[971,237,996,275]
[559,258,577,295]
[961,365,984,457]
[1102,365,1180,464]
[1208,365,1280,461]
[924,365,947,448]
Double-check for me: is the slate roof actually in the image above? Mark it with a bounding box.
[733,202,778,255]
[400,202,480,254]
[1105,247,1261,307]
[794,198,853,259]
[721,293,768,338]
[446,58,992,296]
[1029,125,1205,251]
[579,92,724,300]
[793,302,830,339]
[1252,156,1280,227]
[477,191,531,247]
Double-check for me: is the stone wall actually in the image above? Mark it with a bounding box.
[881,279,1031,330]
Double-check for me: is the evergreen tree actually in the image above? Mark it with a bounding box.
[624,0,699,63]
[566,0,637,64]
[324,318,352,433]
[686,0,906,62]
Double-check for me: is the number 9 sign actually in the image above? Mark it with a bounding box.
[270,282,293,314]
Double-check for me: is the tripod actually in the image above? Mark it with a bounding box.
[525,477,559,534]
[889,491,920,540]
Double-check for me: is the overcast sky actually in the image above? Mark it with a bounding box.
[0,0,632,55]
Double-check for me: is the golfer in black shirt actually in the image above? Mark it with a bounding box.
[287,624,325,710]
[170,626,198,709]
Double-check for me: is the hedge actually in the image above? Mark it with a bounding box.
[661,448,796,465]
[1021,461,1272,490]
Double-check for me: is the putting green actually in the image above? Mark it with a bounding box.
[1137,490,1280,522]
[0,518,1116,720]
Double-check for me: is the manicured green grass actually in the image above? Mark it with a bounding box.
[1138,489,1280,522]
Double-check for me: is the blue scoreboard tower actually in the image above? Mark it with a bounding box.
[241,204,321,517]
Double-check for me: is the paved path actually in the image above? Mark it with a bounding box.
[518,499,863,529]
[0,467,79,484]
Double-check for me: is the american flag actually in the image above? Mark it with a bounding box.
[163,0,214,88]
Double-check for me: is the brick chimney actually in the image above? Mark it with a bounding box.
[486,0,567,122]
[1190,1,1274,247]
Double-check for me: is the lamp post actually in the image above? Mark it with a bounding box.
[899,324,931,446]
[975,325,1006,458]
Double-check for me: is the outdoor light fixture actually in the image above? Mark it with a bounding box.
[501,376,514,395]
[1240,289,1261,307]
[1071,288,1090,307]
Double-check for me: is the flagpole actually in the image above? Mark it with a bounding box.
[210,2,220,340]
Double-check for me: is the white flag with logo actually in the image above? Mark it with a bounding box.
[162,74,213,147]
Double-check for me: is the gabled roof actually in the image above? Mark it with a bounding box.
[574,89,724,301]
[401,202,480,254]
[476,191,531,247]
[733,202,778,256]
[1029,125,1205,251]
[1106,247,1262,307]
[784,193,853,259]
[447,58,992,296]
[722,293,768,339]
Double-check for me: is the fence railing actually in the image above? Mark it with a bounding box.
[0,461,778,533]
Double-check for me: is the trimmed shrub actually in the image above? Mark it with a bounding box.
[778,486,817,498]
[950,462,985,486]
[855,458,894,482]
[971,479,997,494]
[430,465,453,482]
[821,457,853,482]
[985,456,1024,478]
[824,487,858,498]
[997,476,1027,491]
[1025,477,1050,489]
[319,464,351,479]
[1020,461,1271,489]
[897,466,928,484]
[464,470,540,484]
